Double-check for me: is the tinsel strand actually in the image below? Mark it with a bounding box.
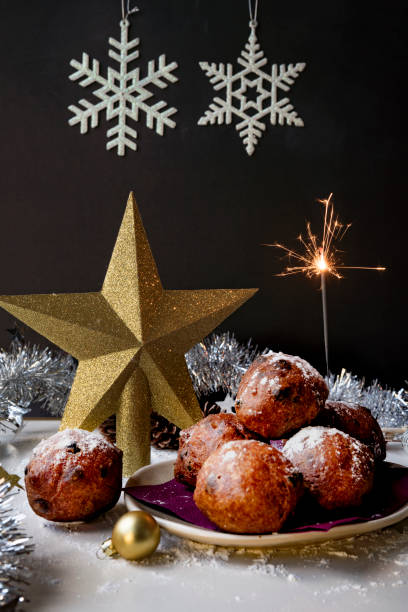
[0,336,76,430]
[327,368,408,428]
[185,331,259,397]
[0,481,33,608]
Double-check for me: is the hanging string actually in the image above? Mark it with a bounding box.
[248,0,259,27]
[121,0,139,22]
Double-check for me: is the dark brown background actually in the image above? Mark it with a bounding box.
[0,0,406,417]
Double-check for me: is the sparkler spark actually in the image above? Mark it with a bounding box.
[268,194,385,279]
[265,193,385,377]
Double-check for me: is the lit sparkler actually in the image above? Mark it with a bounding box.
[266,194,385,375]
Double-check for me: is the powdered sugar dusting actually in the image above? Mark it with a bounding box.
[216,439,267,465]
[32,428,117,463]
[240,351,327,411]
[208,440,283,476]
[285,426,366,455]
[262,351,322,381]
[240,369,282,415]
[284,426,347,456]
[219,446,240,464]
[284,426,374,479]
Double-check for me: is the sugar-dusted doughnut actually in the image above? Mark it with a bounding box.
[314,400,386,462]
[174,413,256,488]
[235,352,328,439]
[25,429,122,521]
[283,426,375,510]
[194,439,303,533]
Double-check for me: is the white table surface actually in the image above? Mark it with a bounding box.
[1,419,408,612]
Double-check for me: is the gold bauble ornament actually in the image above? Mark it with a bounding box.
[0,193,257,475]
[112,511,160,560]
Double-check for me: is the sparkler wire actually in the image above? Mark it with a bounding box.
[321,272,329,377]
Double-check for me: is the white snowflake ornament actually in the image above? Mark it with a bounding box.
[198,22,306,156]
[68,18,178,155]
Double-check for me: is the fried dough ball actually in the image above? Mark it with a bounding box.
[314,400,386,462]
[194,440,303,533]
[283,426,375,510]
[235,352,328,439]
[174,413,255,487]
[25,429,122,522]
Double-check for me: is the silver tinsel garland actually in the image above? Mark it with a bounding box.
[0,336,76,433]
[0,481,33,609]
[185,332,259,398]
[327,368,408,428]
[0,330,406,428]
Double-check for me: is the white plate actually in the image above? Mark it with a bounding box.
[124,459,408,548]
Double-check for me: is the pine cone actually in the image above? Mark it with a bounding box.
[98,413,181,450]
[151,412,180,450]
[98,396,224,451]
[98,414,116,444]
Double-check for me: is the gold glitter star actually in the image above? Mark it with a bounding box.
[0,466,23,490]
[0,194,257,475]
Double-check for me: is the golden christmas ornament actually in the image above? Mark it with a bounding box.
[0,193,257,475]
[112,510,160,560]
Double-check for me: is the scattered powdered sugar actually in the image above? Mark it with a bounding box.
[317,583,368,597]
[96,581,120,594]
[248,557,297,581]
[132,520,408,594]
[326,550,359,559]
[394,554,408,566]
